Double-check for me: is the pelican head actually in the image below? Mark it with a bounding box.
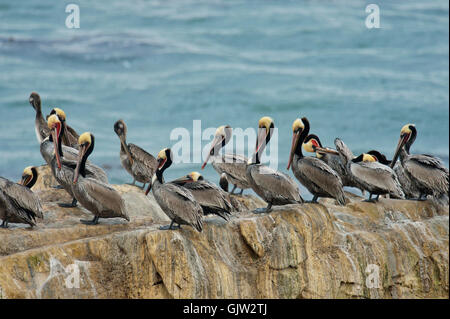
[73,132,94,183]
[302,134,323,157]
[287,117,308,170]
[49,108,67,122]
[29,92,41,111]
[145,148,173,195]
[367,150,391,165]
[114,119,127,138]
[391,123,417,168]
[172,171,204,185]
[20,166,38,188]
[47,114,62,169]
[250,116,274,164]
[202,125,232,169]
[352,153,377,163]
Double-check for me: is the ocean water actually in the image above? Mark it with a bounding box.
[0,0,448,198]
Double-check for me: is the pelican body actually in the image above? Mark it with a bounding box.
[391,124,449,200]
[288,118,346,205]
[335,138,404,201]
[29,92,50,143]
[72,132,129,225]
[247,117,303,212]
[171,172,233,221]
[202,125,250,194]
[0,167,43,228]
[114,120,157,189]
[146,149,203,232]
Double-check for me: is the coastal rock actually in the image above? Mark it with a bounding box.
[0,165,448,299]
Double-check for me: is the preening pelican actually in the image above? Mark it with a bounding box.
[391,124,449,200]
[303,134,363,193]
[72,132,129,225]
[171,171,233,221]
[146,149,203,232]
[202,125,250,194]
[246,117,303,213]
[288,118,346,205]
[114,120,157,189]
[335,138,404,202]
[0,167,43,228]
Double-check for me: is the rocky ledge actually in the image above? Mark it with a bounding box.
[0,165,448,299]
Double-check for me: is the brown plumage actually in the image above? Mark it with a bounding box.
[0,167,43,228]
[146,149,203,232]
[171,172,233,221]
[72,132,129,225]
[29,92,50,143]
[114,120,157,188]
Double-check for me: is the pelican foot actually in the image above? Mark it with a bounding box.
[51,185,64,189]
[1,220,8,228]
[363,199,377,203]
[80,216,99,225]
[239,189,244,195]
[252,207,271,214]
[159,224,181,230]
[58,198,78,208]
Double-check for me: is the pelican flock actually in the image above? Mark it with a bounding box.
[0,92,448,229]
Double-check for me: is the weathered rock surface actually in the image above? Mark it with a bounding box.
[0,165,448,299]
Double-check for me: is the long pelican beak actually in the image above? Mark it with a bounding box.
[119,135,133,165]
[20,175,32,186]
[51,125,62,170]
[73,144,87,183]
[202,135,224,169]
[315,147,340,155]
[287,131,300,170]
[172,175,193,185]
[145,175,156,195]
[390,134,409,168]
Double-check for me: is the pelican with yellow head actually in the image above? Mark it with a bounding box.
[201,125,250,195]
[390,124,448,200]
[287,117,346,205]
[146,148,203,232]
[71,132,129,225]
[246,116,303,213]
[49,107,80,149]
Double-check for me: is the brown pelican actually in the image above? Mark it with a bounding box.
[288,118,346,205]
[246,117,303,213]
[391,124,449,200]
[335,138,405,202]
[219,173,229,192]
[49,108,79,149]
[44,115,107,208]
[145,149,203,232]
[72,132,129,225]
[171,171,233,221]
[0,167,43,228]
[366,150,420,199]
[29,92,50,143]
[202,125,250,195]
[114,120,157,189]
[303,134,363,193]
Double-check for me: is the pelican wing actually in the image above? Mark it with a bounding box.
[179,180,233,212]
[157,183,203,230]
[298,157,344,195]
[129,143,158,176]
[351,162,403,196]
[250,165,301,202]
[404,154,449,194]
[78,178,128,219]
[0,177,43,221]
